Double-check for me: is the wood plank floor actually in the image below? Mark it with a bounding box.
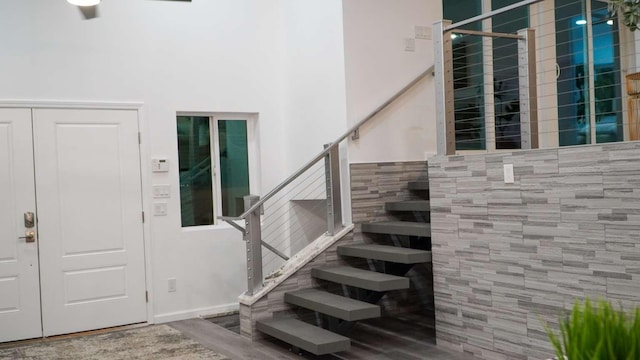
[170,313,475,360]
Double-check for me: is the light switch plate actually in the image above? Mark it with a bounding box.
[153,184,171,198]
[153,202,168,216]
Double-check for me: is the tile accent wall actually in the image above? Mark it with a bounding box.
[350,161,432,315]
[241,161,431,340]
[428,142,640,360]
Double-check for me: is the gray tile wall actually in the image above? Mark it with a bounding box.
[428,142,640,360]
[350,161,432,315]
[241,161,431,340]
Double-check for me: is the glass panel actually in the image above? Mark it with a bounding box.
[492,0,528,149]
[556,0,591,146]
[444,0,486,150]
[177,116,214,227]
[591,0,623,143]
[217,120,250,217]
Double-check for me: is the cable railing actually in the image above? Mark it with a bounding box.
[220,65,434,295]
[435,0,639,154]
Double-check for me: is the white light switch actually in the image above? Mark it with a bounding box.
[503,164,514,184]
[153,184,171,198]
[153,202,168,216]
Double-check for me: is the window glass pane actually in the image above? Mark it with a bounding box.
[218,120,250,217]
[492,0,528,149]
[177,116,214,227]
[444,0,486,150]
[591,0,623,143]
[556,0,590,146]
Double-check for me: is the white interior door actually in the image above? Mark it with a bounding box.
[0,109,43,342]
[33,108,147,337]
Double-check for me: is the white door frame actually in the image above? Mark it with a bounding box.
[0,100,154,327]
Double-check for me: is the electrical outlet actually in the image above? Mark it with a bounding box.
[153,202,168,216]
[168,278,177,292]
[504,164,515,184]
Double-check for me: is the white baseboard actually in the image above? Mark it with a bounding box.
[153,303,240,324]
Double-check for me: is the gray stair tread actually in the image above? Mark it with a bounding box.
[256,318,350,355]
[285,289,380,321]
[385,200,431,212]
[361,221,431,237]
[408,181,430,190]
[337,243,432,264]
[312,266,410,292]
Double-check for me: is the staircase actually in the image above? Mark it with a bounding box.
[256,180,432,355]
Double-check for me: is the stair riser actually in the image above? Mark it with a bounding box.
[337,246,432,264]
[361,223,431,237]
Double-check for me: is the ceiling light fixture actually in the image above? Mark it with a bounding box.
[576,19,587,25]
[67,0,101,6]
[607,19,614,25]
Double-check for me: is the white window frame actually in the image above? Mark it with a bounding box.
[177,112,260,227]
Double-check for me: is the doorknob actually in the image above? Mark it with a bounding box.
[19,230,36,243]
[24,212,35,228]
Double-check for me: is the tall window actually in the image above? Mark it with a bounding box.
[492,0,529,149]
[444,0,486,150]
[444,0,530,150]
[555,0,623,146]
[177,114,254,227]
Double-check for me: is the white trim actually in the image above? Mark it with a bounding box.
[0,100,144,109]
[136,105,155,325]
[153,303,240,324]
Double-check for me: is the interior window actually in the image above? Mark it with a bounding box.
[177,115,252,227]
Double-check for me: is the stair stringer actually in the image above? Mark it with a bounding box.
[238,224,356,341]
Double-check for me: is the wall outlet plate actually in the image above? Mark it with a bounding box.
[404,38,416,52]
[504,164,515,184]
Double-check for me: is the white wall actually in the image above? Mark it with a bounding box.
[0,0,347,323]
[282,0,348,171]
[342,0,441,163]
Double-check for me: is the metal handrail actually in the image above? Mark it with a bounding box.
[219,65,434,222]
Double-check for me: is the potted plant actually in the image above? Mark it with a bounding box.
[545,299,640,360]
[608,0,640,31]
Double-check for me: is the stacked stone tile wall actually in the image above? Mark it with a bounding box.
[350,161,433,315]
[241,161,431,340]
[428,142,640,360]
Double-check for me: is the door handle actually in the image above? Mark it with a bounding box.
[24,212,35,228]
[19,230,36,243]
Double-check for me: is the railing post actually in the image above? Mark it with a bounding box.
[518,28,539,149]
[324,143,342,236]
[434,19,455,155]
[243,195,262,295]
